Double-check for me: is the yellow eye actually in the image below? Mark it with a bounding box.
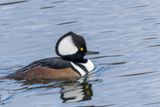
[80,47,84,51]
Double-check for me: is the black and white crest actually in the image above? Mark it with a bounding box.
[55,32,87,63]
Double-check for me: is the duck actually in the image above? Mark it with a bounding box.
[3,32,99,81]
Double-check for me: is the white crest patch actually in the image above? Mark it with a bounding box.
[58,36,78,55]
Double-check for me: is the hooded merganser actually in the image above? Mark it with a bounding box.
[4,32,99,81]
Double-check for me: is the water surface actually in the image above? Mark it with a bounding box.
[1,0,160,107]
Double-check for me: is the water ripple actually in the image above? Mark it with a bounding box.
[1,24,8,26]
[52,1,66,4]
[143,37,158,40]
[119,71,155,77]
[155,23,160,25]
[0,0,28,6]
[97,61,127,66]
[40,6,55,9]
[144,102,160,106]
[90,55,123,59]
[148,44,160,48]
[142,18,155,21]
[0,95,13,105]
[127,5,150,9]
[100,30,115,33]
[57,21,77,25]
[77,104,117,107]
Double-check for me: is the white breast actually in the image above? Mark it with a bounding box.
[70,59,95,77]
[80,59,95,72]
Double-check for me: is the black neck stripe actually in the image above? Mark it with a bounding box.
[74,63,88,75]
[70,64,82,77]
[70,63,89,77]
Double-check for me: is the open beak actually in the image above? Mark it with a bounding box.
[86,50,100,55]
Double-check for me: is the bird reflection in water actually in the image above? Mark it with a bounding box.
[20,78,95,103]
[60,81,93,103]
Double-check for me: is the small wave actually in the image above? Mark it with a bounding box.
[57,21,77,25]
[147,44,160,48]
[0,0,28,6]
[90,55,123,59]
[40,6,55,9]
[119,71,155,77]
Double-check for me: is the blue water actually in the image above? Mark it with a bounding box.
[1,0,160,107]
